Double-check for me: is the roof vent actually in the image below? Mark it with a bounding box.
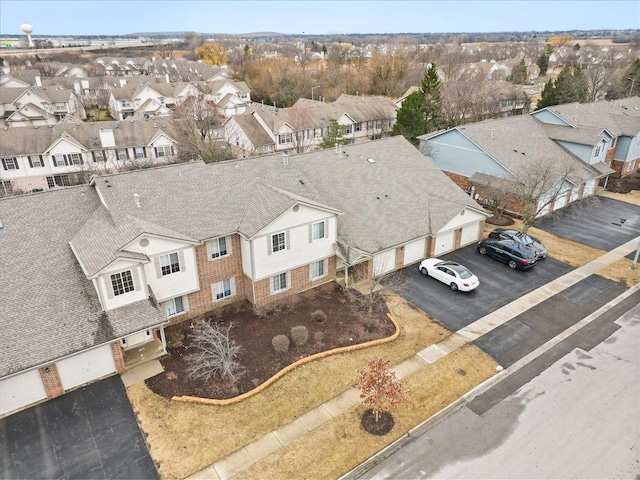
[490,129,496,139]
[367,158,375,164]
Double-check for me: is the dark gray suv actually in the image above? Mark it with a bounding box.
[477,238,537,270]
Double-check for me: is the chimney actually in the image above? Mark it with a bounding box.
[134,193,141,208]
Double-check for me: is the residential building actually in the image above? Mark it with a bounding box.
[0,85,85,127]
[0,135,488,417]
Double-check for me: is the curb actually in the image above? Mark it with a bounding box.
[339,282,640,479]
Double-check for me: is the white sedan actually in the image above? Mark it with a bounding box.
[418,258,480,292]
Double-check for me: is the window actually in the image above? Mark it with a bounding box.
[93,150,106,162]
[154,145,174,157]
[345,124,353,134]
[355,122,362,132]
[310,259,327,280]
[159,252,180,276]
[213,278,234,301]
[1,181,13,196]
[52,154,66,167]
[271,232,286,253]
[111,270,134,296]
[46,175,70,188]
[28,155,44,168]
[209,236,228,259]
[1,158,19,170]
[121,100,131,108]
[165,296,185,317]
[134,147,146,159]
[54,102,66,111]
[278,133,292,145]
[117,149,129,161]
[69,153,83,165]
[271,272,288,293]
[311,221,326,241]
[594,145,601,157]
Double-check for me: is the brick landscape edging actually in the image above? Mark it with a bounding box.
[171,313,400,406]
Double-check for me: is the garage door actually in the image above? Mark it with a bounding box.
[0,369,47,416]
[373,249,396,276]
[403,238,425,266]
[554,193,568,210]
[434,230,455,256]
[57,345,116,391]
[460,223,480,246]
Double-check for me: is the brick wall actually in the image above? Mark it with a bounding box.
[184,235,246,324]
[444,171,473,190]
[111,342,126,373]
[39,364,64,399]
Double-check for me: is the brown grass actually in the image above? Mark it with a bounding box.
[235,345,496,480]
[600,190,640,206]
[127,291,489,479]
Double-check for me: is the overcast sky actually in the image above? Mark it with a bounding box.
[1,0,638,36]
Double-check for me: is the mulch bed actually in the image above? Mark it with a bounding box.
[605,171,640,194]
[145,283,395,400]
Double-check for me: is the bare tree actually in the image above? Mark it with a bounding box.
[171,92,232,164]
[185,322,242,382]
[157,42,176,60]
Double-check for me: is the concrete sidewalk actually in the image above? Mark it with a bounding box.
[188,235,640,480]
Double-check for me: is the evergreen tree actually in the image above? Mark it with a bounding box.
[537,53,549,76]
[320,119,349,149]
[536,67,588,110]
[509,59,528,84]
[392,90,427,143]
[420,63,445,133]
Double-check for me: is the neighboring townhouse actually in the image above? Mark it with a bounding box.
[531,97,640,176]
[201,79,251,117]
[418,110,616,218]
[0,85,84,126]
[226,94,397,156]
[0,135,489,417]
[0,118,178,195]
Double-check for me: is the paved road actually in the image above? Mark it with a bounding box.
[360,302,640,480]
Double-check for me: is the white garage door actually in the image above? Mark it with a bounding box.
[460,223,480,246]
[0,369,47,416]
[373,249,396,276]
[403,238,426,266]
[434,230,455,256]
[554,193,568,210]
[57,345,116,391]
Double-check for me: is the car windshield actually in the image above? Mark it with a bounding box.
[514,232,534,245]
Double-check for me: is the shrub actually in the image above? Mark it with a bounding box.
[291,326,309,346]
[313,331,324,345]
[272,334,290,353]
[311,309,327,324]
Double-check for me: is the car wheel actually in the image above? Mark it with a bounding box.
[479,246,487,255]
[508,260,517,269]
[420,267,428,276]
[450,282,458,291]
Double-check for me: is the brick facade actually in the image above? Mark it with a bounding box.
[444,171,473,191]
[111,342,126,373]
[39,364,64,399]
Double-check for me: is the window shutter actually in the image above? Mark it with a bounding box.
[309,224,313,243]
[309,263,313,281]
[268,236,273,256]
[230,277,236,296]
[178,250,186,272]
[106,276,114,299]
[322,220,327,238]
[154,256,162,279]
[28,157,33,168]
[182,296,189,312]
[206,240,213,260]
[1,160,6,171]
[15,159,19,170]
[286,230,291,250]
[226,236,232,256]
[269,276,274,293]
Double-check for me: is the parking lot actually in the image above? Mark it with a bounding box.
[396,243,574,332]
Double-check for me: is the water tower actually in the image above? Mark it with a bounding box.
[20,22,34,48]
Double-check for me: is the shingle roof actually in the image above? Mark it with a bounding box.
[94,135,483,254]
[549,97,640,137]
[0,187,166,376]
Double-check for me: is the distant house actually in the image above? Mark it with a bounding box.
[0,135,488,417]
[0,118,178,195]
[0,85,84,127]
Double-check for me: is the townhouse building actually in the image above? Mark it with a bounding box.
[0,135,489,417]
[0,85,84,127]
[0,118,178,195]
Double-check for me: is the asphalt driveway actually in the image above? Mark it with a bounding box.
[535,196,640,252]
[0,375,158,479]
[395,243,574,332]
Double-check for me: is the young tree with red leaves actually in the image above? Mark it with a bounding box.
[352,356,408,423]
